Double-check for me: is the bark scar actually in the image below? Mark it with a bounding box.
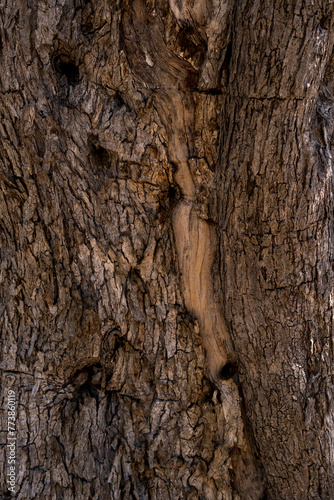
[172,166,234,381]
[163,93,235,382]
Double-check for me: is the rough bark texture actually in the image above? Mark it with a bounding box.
[0,1,333,499]
[219,2,334,497]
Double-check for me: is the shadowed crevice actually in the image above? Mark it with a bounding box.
[219,362,238,382]
[54,55,80,86]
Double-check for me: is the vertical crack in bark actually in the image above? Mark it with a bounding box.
[168,105,233,382]
[155,89,266,499]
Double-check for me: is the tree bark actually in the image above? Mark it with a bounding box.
[0,1,333,499]
[219,2,334,497]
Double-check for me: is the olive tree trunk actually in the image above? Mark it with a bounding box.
[0,1,333,499]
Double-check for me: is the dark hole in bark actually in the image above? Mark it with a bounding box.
[198,89,222,95]
[320,16,330,30]
[219,362,238,381]
[70,363,102,391]
[88,134,115,173]
[68,363,103,409]
[91,143,110,169]
[222,41,232,72]
[185,69,198,90]
[168,185,180,209]
[113,91,132,113]
[88,135,118,190]
[54,57,80,86]
[169,185,177,199]
[79,381,99,398]
[215,389,222,404]
[112,333,126,352]
[114,91,126,110]
[177,23,206,65]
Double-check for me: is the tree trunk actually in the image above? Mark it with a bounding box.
[0,1,333,499]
